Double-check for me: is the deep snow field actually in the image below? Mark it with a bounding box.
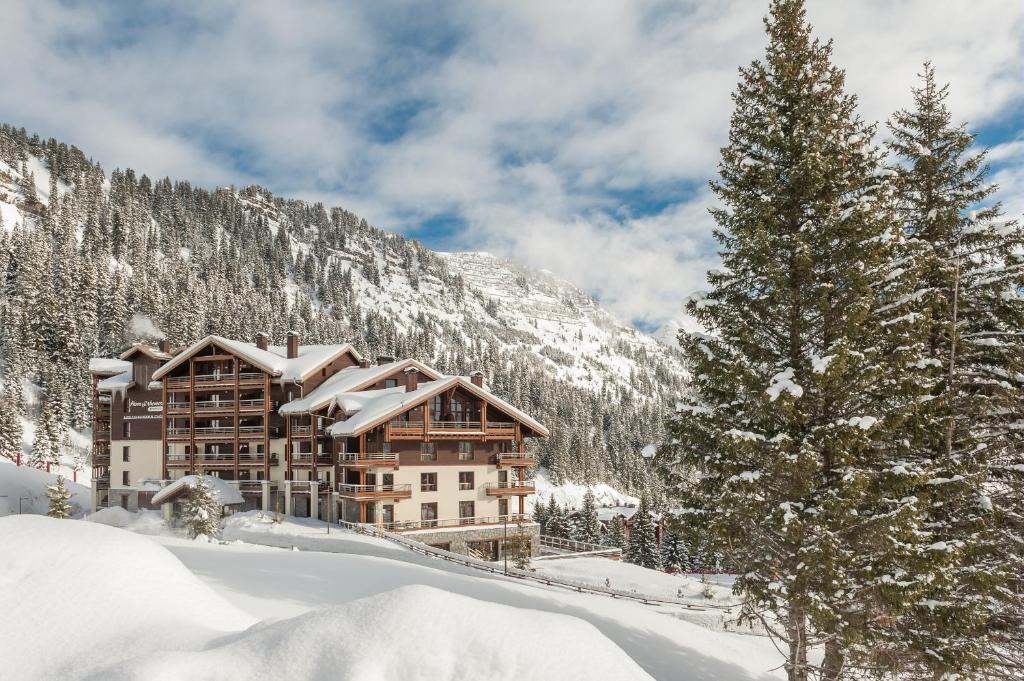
[0,512,785,681]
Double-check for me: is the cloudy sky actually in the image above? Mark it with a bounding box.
[3,1,1022,332]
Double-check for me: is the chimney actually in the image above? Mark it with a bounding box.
[404,366,419,392]
[376,355,395,366]
[286,331,299,359]
[255,332,269,351]
[358,358,371,369]
[470,371,484,388]
[157,339,170,354]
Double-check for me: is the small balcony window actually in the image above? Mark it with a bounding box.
[458,471,474,491]
[420,443,436,461]
[420,472,437,492]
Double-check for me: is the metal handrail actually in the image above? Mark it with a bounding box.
[337,483,412,495]
[339,452,399,463]
[382,514,531,532]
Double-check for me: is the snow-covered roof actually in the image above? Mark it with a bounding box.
[89,358,132,375]
[325,375,549,438]
[119,343,172,361]
[279,359,441,415]
[150,475,244,506]
[150,335,361,383]
[96,369,134,392]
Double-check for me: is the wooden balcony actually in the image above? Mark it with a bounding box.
[93,430,111,442]
[495,452,536,468]
[94,475,110,489]
[484,481,536,496]
[382,513,531,532]
[389,419,518,439]
[167,402,190,414]
[167,453,278,467]
[337,483,412,501]
[238,399,265,412]
[338,452,400,468]
[290,480,330,495]
[92,454,110,466]
[193,400,235,413]
[238,480,276,495]
[290,452,334,467]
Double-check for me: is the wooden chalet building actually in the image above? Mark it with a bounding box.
[90,333,547,557]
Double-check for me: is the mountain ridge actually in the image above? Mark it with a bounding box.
[0,123,682,493]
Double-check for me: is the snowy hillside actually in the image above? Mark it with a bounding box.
[0,124,685,491]
[0,515,787,680]
[441,251,684,391]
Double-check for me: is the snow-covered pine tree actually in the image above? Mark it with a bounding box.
[31,400,63,469]
[660,529,686,572]
[659,2,935,679]
[577,488,602,544]
[46,475,72,519]
[531,496,548,532]
[544,496,568,539]
[0,376,23,463]
[605,514,627,550]
[625,494,659,570]
[886,63,1022,679]
[181,477,221,540]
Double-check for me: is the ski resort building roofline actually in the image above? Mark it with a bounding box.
[150,334,362,384]
[89,331,546,560]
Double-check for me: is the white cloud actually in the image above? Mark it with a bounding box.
[1,0,1021,330]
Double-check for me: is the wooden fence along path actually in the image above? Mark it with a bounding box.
[337,520,727,612]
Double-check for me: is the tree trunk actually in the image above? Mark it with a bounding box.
[822,638,845,681]
[786,606,809,681]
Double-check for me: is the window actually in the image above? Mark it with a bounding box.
[122,471,130,486]
[420,442,436,461]
[382,473,394,487]
[499,498,509,516]
[457,441,473,461]
[420,503,438,527]
[122,421,131,438]
[458,471,474,491]
[459,500,475,521]
[385,378,398,389]
[420,472,437,492]
[382,504,394,525]
[122,446,130,462]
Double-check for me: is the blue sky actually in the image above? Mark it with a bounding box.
[2,1,1022,333]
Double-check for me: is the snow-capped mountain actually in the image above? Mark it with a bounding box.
[0,123,684,491]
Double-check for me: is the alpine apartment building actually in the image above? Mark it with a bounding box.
[89,333,546,557]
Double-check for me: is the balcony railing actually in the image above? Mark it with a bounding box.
[496,452,537,467]
[337,483,412,500]
[238,480,276,494]
[484,481,536,495]
[93,430,111,441]
[239,399,265,410]
[291,452,333,465]
[339,452,400,467]
[194,400,234,411]
[487,422,517,434]
[167,452,277,465]
[94,475,110,489]
[381,513,532,532]
[429,421,483,431]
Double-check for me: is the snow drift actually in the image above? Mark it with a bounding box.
[0,515,255,679]
[0,458,91,516]
[96,584,653,681]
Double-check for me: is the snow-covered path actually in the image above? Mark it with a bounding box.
[156,535,783,681]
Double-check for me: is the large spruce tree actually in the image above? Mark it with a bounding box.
[660,2,935,679]
[886,63,1022,679]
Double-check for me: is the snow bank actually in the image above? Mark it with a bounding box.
[529,468,639,512]
[222,509,410,558]
[0,459,91,516]
[98,584,653,681]
[87,506,169,534]
[0,515,255,679]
